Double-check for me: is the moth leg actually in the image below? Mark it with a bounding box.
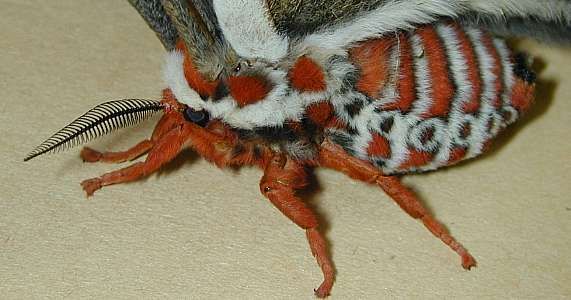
[80,123,191,196]
[318,140,476,270]
[80,141,154,163]
[260,154,335,298]
[375,176,477,269]
[80,112,184,163]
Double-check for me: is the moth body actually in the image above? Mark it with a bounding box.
[165,22,535,174]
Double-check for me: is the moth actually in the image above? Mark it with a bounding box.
[26,0,568,297]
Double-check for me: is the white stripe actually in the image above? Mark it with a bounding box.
[376,42,401,105]
[162,51,204,110]
[493,38,515,108]
[424,23,472,168]
[409,33,432,117]
[384,111,410,172]
[465,28,497,157]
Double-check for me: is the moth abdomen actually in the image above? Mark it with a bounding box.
[329,22,535,174]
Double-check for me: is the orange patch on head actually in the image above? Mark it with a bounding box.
[289,56,326,92]
[350,39,393,99]
[306,101,333,127]
[227,75,271,107]
[399,149,433,170]
[510,79,535,112]
[418,26,454,118]
[367,133,391,158]
[176,40,219,97]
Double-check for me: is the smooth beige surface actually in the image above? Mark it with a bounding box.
[1,1,570,299]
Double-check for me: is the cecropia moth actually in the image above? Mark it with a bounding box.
[27,0,568,297]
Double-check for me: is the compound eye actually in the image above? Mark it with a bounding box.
[183,107,210,127]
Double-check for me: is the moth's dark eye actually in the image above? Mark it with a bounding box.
[183,107,210,127]
[234,64,241,73]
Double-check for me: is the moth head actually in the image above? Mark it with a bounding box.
[164,38,291,131]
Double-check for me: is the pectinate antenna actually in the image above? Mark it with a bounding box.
[24,99,164,161]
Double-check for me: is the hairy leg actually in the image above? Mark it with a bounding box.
[81,140,154,163]
[80,123,192,196]
[318,139,476,269]
[260,154,335,298]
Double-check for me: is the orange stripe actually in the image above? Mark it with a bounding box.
[383,34,416,112]
[452,25,482,114]
[480,33,503,109]
[418,26,454,118]
[350,38,393,99]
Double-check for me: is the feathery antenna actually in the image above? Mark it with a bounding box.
[24,99,164,161]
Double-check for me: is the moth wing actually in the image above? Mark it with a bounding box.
[127,0,179,50]
[265,0,571,46]
[128,0,238,80]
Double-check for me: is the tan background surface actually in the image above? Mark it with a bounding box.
[1,1,570,299]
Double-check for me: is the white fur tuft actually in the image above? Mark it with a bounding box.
[162,51,204,110]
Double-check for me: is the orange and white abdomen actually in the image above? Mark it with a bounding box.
[327,22,535,174]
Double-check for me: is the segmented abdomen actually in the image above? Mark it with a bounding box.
[327,23,535,174]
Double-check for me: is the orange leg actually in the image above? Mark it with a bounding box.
[318,140,476,270]
[260,154,335,298]
[80,112,184,163]
[81,140,154,163]
[80,123,192,196]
